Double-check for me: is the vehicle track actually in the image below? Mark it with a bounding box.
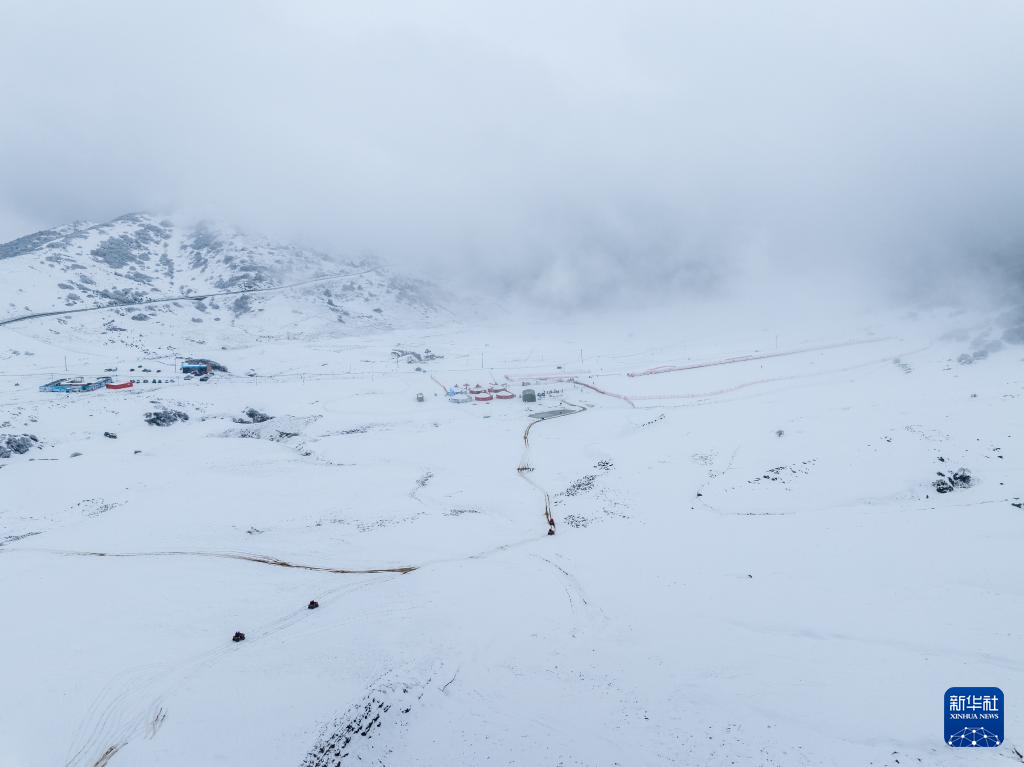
[567,378,635,407]
[565,347,929,406]
[518,401,587,533]
[626,337,888,377]
[62,576,406,767]
[0,268,379,328]
[38,403,586,764]
[37,549,418,575]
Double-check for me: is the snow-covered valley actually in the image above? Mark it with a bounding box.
[1,230,1022,766]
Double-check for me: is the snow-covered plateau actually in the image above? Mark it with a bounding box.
[0,217,1022,766]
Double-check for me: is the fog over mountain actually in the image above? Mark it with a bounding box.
[6,6,1024,766]
[1,1,1022,306]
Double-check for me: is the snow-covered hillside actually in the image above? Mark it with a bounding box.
[0,213,450,340]
[1,279,1022,766]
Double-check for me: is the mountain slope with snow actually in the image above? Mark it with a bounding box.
[0,261,1021,766]
[0,213,450,340]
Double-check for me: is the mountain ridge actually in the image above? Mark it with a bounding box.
[0,213,451,337]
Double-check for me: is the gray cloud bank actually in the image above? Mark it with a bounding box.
[1,1,1022,307]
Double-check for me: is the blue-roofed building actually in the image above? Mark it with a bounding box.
[181,358,226,376]
[39,376,113,393]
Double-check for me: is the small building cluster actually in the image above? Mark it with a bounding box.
[39,355,227,394]
[181,357,227,376]
[446,387,473,404]
[446,383,523,404]
[39,376,113,393]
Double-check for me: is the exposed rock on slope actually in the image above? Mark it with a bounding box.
[0,433,40,459]
[0,213,449,334]
[145,410,189,427]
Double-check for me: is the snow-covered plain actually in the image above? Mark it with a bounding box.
[1,267,1023,765]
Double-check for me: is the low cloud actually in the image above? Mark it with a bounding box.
[1,1,1022,307]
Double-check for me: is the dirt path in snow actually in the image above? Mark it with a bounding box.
[0,268,379,328]
[20,549,417,575]
[37,403,587,766]
[562,345,928,406]
[518,402,587,533]
[625,337,889,377]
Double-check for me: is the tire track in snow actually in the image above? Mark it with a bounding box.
[65,663,170,767]
[568,378,636,407]
[38,404,586,764]
[62,575,403,767]
[24,548,417,575]
[625,337,889,377]
[568,346,929,406]
[26,531,565,764]
[518,402,587,534]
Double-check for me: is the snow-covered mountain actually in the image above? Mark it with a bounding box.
[0,213,450,338]
[3,215,1023,767]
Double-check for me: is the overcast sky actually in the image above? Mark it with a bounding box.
[1,1,1022,304]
